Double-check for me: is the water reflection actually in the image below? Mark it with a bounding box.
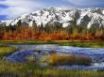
[6,44,104,70]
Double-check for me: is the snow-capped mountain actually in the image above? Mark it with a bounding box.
[0,20,13,26]
[1,8,104,29]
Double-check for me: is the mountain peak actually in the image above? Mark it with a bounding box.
[1,8,104,29]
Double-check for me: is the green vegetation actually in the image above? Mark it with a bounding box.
[0,46,16,59]
[0,40,104,48]
[25,55,36,63]
[58,40,104,48]
[0,60,104,77]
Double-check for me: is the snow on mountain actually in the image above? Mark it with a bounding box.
[1,8,104,29]
[1,20,13,26]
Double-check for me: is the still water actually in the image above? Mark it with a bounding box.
[6,44,104,70]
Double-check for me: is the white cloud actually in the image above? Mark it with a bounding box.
[63,0,104,6]
[62,0,84,5]
[1,0,104,20]
[0,0,45,19]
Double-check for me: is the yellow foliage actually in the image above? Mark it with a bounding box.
[48,53,91,65]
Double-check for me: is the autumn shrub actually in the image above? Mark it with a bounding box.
[48,53,92,66]
[75,56,92,65]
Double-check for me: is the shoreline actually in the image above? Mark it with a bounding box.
[0,40,104,48]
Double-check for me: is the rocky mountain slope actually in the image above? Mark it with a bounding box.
[1,8,104,29]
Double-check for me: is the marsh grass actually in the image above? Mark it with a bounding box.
[0,46,17,59]
[0,60,104,77]
[25,55,36,63]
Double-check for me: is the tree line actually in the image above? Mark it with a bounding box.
[0,21,104,41]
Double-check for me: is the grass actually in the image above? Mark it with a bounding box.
[0,46,17,59]
[0,60,104,77]
[59,41,104,48]
[25,55,36,63]
[0,40,104,48]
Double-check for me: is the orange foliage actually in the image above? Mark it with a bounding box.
[0,26,104,41]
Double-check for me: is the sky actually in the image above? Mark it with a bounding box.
[0,0,104,20]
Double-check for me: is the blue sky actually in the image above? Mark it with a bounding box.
[0,0,104,20]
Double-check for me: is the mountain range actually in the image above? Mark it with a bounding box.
[1,8,104,29]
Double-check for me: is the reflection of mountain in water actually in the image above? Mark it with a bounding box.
[6,45,104,70]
